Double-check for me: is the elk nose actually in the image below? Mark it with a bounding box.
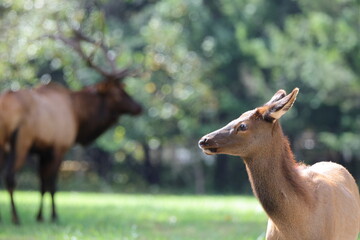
[198,138,209,148]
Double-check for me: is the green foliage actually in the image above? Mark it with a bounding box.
[0,0,359,193]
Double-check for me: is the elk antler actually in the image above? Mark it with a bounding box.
[45,25,130,81]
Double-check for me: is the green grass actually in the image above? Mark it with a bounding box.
[0,191,267,240]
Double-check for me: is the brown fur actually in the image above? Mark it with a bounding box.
[0,81,141,224]
[199,88,360,239]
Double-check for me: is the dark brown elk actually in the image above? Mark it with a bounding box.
[199,88,360,240]
[0,29,142,224]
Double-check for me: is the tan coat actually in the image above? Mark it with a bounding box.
[0,84,77,170]
[199,88,360,240]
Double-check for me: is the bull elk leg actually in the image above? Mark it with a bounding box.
[5,143,19,224]
[37,148,65,223]
[36,185,45,222]
[36,149,53,222]
[49,149,65,223]
[50,173,58,223]
[0,147,4,169]
[36,166,59,222]
[0,148,5,222]
[5,128,32,225]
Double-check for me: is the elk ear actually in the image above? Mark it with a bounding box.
[264,89,287,106]
[258,88,299,122]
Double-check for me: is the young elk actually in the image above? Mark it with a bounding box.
[0,28,142,224]
[199,88,360,240]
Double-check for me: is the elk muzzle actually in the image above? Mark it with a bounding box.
[198,137,218,155]
[198,126,232,155]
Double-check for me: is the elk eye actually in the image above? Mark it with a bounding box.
[237,123,247,132]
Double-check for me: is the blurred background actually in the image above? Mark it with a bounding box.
[0,0,359,195]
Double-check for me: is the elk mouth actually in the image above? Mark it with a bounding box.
[198,137,219,155]
[202,147,218,155]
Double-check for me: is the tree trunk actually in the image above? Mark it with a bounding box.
[142,142,160,185]
[213,154,229,193]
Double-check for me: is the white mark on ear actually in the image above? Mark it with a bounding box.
[265,89,287,106]
[268,109,286,121]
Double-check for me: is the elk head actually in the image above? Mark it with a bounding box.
[48,26,142,116]
[95,80,142,115]
[198,88,299,158]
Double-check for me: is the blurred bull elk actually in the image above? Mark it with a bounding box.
[0,28,142,224]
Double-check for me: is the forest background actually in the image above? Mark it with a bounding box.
[0,0,359,194]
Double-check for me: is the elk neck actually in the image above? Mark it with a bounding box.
[243,122,314,222]
[71,90,120,145]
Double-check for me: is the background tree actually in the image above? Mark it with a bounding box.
[0,0,359,194]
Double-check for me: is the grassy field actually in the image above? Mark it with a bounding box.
[0,191,267,240]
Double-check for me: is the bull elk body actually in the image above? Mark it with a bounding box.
[0,29,142,224]
[199,88,360,239]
